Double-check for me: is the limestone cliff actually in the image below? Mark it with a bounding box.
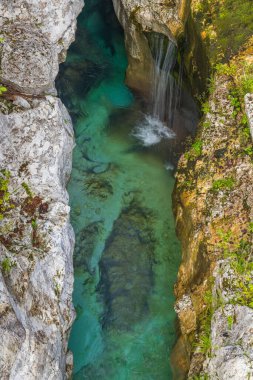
[0,1,83,378]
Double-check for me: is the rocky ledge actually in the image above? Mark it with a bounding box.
[0,1,83,378]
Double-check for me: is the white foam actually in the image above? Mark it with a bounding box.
[132,115,176,147]
[164,162,174,171]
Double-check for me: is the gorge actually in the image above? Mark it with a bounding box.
[56,0,198,378]
[0,0,253,379]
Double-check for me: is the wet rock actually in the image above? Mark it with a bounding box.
[83,175,114,199]
[74,221,104,271]
[99,199,155,330]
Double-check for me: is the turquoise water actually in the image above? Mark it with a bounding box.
[57,1,181,378]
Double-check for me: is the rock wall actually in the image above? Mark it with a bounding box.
[0,1,83,379]
[173,49,253,379]
[112,0,190,95]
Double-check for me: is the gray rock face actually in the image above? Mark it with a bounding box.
[245,93,253,140]
[0,97,75,380]
[0,0,84,378]
[113,0,189,40]
[0,0,83,95]
[206,304,253,379]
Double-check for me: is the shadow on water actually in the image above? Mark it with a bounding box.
[56,0,198,379]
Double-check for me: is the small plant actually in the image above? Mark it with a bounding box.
[53,278,61,298]
[215,63,237,76]
[192,140,203,156]
[192,374,209,380]
[198,334,212,356]
[201,101,211,114]
[212,177,235,192]
[0,169,13,220]
[22,182,33,198]
[241,114,249,128]
[31,219,37,230]
[240,63,253,95]
[244,146,253,157]
[1,257,16,274]
[227,315,234,330]
[228,88,241,117]
[185,140,203,161]
[203,120,211,129]
[0,85,7,96]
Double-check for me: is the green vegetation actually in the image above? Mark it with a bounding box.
[218,225,253,309]
[1,257,16,274]
[22,182,33,198]
[0,85,7,96]
[185,139,203,161]
[198,334,212,355]
[201,101,210,115]
[192,0,253,65]
[192,140,203,156]
[212,177,235,192]
[227,315,233,330]
[192,375,209,380]
[0,169,13,220]
[215,63,237,76]
[228,88,241,118]
[31,219,37,230]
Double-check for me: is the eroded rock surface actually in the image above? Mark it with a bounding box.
[0,0,83,95]
[0,98,75,380]
[0,0,84,378]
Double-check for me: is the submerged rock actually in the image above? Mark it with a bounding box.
[98,199,155,331]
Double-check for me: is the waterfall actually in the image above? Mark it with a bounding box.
[132,34,178,146]
[152,35,177,126]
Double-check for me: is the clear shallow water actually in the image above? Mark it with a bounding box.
[57,1,181,378]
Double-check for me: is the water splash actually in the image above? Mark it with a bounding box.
[132,35,178,146]
[132,114,176,147]
[164,161,175,171]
